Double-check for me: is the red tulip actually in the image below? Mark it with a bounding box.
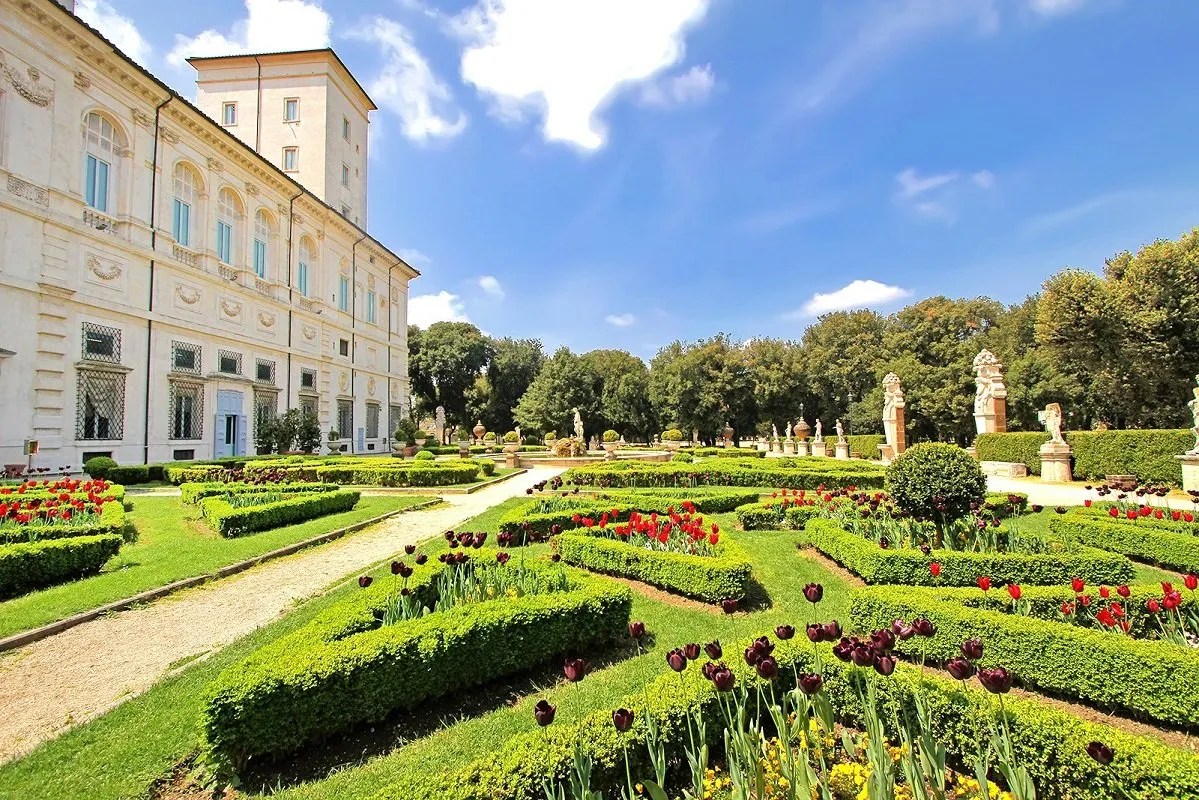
[929,562,941,578]
[1096,609,1116,628]
[1072,577,1085,593]
[1108,507,1120,518]
[1006,584,1022,601]
[1147,598,1161,613]
[977,576,991,592]
[1099,586,1110,599]
[1187,574,1198,591]
[1116,584,1130,598]
[1060,602,1074,615]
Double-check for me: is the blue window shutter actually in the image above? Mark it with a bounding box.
[96,160,109,213]
[254,240,266,277]
[85,155,97,208]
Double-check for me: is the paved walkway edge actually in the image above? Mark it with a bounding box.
[0,499,441,655]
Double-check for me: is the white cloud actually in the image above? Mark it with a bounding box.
[168,0,331,66]
[398,248,432,267]
[605,313,636,327]
[456,0,711,150]
[348,18,466,142]
[638,64,715,108]
[1028,0,1086,15]
[970,169,996,189]
[477,275,505,298]
[895,167,959,199]
[409,291,469,327]
[76,0,152,67]
[787,280,912,318]
[893,167,995,224]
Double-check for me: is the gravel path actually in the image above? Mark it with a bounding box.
[0,467,559,765]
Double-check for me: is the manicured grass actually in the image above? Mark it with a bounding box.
[0,494,434,640]
[1008,510,1178,585]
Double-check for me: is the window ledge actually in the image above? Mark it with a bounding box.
[76,360,133,374]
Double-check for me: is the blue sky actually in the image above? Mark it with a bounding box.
[77,0,1199,357]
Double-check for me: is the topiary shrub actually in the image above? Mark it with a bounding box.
[886,443,986,524]
[414,450,436,461]
[503,431,519,443]
[83,456,118,479]
[662,428,684,442]
[671,452,693,463]
[602,430,619,443]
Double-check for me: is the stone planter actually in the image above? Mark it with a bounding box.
[415,438,427,448]
[603,443,618,460]
[663,440,682,452]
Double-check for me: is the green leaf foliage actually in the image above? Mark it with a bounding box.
[198,490,361,538]
[563,458,886,491]
[0,534,123,598]
[886,443,987,521]
[1051,512,1199,573]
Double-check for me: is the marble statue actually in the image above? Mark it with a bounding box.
[1038,403,1066,445]
[973,349,1009,434]
[835,418,845,443]
[573,407,584,441]
[882,373,906,450]
[1188,376,1199,455]
[771,423,779,439]
[785,420,793,439]
[515,425,522,443]
[434,406,446,443]
[814,418,823,442]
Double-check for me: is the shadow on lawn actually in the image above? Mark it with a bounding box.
[239,643,640,794]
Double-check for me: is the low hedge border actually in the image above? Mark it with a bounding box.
[802,518,1135,586]
[683,447,765,459]
[850,584,1199,728]
[376,635,1199,800]
[202,559,632,768]
[199,490,361,538]
[735,500,824,531]
[0,533,123,598]
[10,482,129,508]
[563,459,885,491]
[0,499,126,545]
[164,465,230,485]
[179,482,338,505]
[1050,512,1199,573]
[976,429,1193,485]
[555,531,752,603]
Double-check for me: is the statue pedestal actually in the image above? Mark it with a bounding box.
[772,438,783,453]
[835,442,850,460]
[1178,454,1199,492]
[1039,441,1073,483]
[757,439,769,452]
[783,438,795,455]
[964,445,977,460]
[811,441,827,458]
[878,444,895,465]
[796,440,811,457]
[505,451,520,469]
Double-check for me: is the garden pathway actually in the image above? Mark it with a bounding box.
[985,475,1188,507]
[0,466,560,765]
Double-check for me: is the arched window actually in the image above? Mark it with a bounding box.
[253,210,274,279]
[297,237,315,297]
[216,187,243,265]
[172,164,200,247]
[83,112,123,213]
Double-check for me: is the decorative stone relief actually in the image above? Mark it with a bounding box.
[160,127,180,144]
[367,273,376,290]
[367,377,377,397]
[131,108,151,129]
[277,204,289,216]
[7,176,49,207]
[292,213,304,225]
[207,157,224,173]
[175,285,201,305]
[301,325,317,341]
[73,71,90,90]
[244,182,259,196]
[339,371,349,392]
[1,56,53,107]
[316,230,325,241]
[85,254,121,281]
[114,146,133,159]
[391,380,399,396]
[391,287,400,303]
[257,311,276,328]
[220,299,242,318]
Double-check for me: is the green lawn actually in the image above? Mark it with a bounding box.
[0,500,1176,799]
[0,494,435,640]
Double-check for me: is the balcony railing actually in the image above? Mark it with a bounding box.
[83,208,117,234]
[172,243,199,268]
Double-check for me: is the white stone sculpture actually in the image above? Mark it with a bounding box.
[835,418,846,443]
[573,407,584,441]
[435,406,446,443]
[1189,375,1199,455]
[973,349,1009,434]
[882,373,906,450]
[1038,403,1066,445]
[814,418,823,442]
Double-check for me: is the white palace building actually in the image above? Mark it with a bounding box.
[0,0,419,469]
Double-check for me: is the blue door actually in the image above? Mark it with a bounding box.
[215,390,245,458]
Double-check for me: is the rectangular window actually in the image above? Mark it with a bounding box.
[172,199,191,246]
[365,403,380,439]
[218,350,241,375]
[283,147,298,172]
[342,116,350,140]
[222,102,237,126]
[172,448,195,461]
[340,203,351,218]
[82,322,120,363]
[389,405,402,441]
[255,359,275,384]
[300,367,317,389]
[171,341,201,374]
[169,382,203,440]
[337,400,353,439]
[253,239,267,278]
[254,391,276,432]
[84,154,110,213]
[284,98,299,122]
[76,370,125,440]
[299,397,317,418]
[338,276,349,312]
[216,221,233,264]
[338,338,349,357]
[341,164,349,187]
[297,261,309,296]
[366,290,377,324]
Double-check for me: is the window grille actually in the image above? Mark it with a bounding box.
[171,341,201,374]
[337,400,353,438]
[255,359,275,384]
[366,403,380,438]
[218,350,242,375]
[76,369,125,440]
[301,368,317,389]
[82,322,121,363]
[169,381,203,439]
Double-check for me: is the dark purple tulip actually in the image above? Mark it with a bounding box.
[391,560,404,575]
[667,648,688,672]
[752,636,774,657]
[961,638,984,660]
[496,551,511,565]
[563,657,587,683]
[721,598,738,614]
[806,623,823,643]
[472,532,487,549]
[912,618,936,638]
[871,628,896,652]
[444,530,456,542]
[755,656,779,680]
[946,656,975,681]
[612,708,635,732]
[400,587,411,596]
[803,583,824,604]
[684,642,701,660]
[775,625,796,641]
[832,638,854,662]
[744,646,761,667]
[551,553,561,562]
[628,621,646,640]
[977,666,1013,694]
[891,619,915,641]
[822,621,842,640]
[711,665,736,692]
[851,644,876,667]
[799,673,824,695]
[704,641,722,660]
[874,655,897,676]
[701,661,718,680]
[415,553,428,565]
[918,543,931,555]
[404,544,416,555]
[1086,741,1114,766]
[358,575,373,588]
[534,699,556,726]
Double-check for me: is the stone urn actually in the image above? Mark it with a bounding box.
[663,439,681,452]
[722,422,735,447]
[472,420,486,443]
[794,420,811,442]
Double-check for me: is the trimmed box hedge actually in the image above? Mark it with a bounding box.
[555,531,752,603]
[202,560,632,768]
[179,481,338,505]
[563,458,885,491]
[801,518,1135,586]
[198,489,361,537]
[850,584,1199,728]
[977,429,1193,485]
[0,499,126,545]
[735,500,824,531]
[684,447,765,458]
[1050,511,1199,573]
[375,635,1199,800]
[0,533,123,598]
[846,434,886,458]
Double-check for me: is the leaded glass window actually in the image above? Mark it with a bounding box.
[337,400,352,438]
[366,402,380,438]
[82,322,121,363]
[254,391,276,431]
[169,381,203,440]
[76,369,125,440]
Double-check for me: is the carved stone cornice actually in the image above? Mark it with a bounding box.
[0,56,53,107]
[7,175,49,207]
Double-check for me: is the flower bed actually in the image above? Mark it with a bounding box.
[201,556,632,768]
[1,477,128,509]
[168,459,486,487]
[802,518,1135,586]
[179,481,338,505]
[735,492,825,530]
[0,533,124,598]
[562,458,885,491]
[1050,508,1199,573]
[198,489,361,537]
[376,634,1199,800]
[850,583,1199,727]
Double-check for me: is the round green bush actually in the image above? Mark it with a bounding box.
[886,443,987,522]
[603,430,619,443]
[662,428,684,442]
[413,450,435,461]
[83,456,118,479]
[544,432,557,442]
[671,452,694,463]
[483,431,497,442]
[503,431,519,443]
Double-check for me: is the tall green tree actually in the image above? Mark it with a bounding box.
[744,338,806,437]
[580,349,655,440]
[649,335,755,443]
[799,310,887,434]
[514,347,598,437]
[470,338,544,435]
[407,321,493,435]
